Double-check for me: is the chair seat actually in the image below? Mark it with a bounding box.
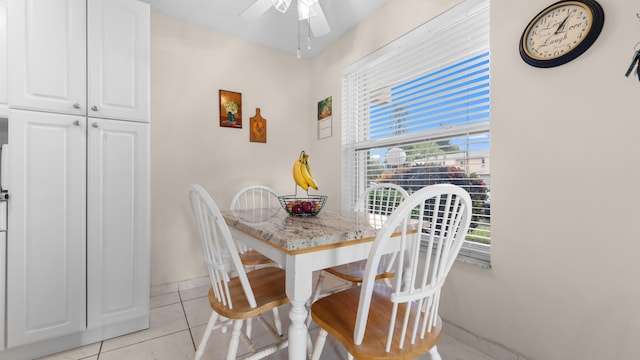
[209,267,289,320]
[324,260,394,283]
[311,284,442,360]
[240,249,276,266]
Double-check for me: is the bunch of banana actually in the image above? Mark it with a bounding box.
[292,151,319,191]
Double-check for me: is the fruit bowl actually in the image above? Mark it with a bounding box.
[278,195,327,216]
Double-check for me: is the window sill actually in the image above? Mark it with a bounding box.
[458,241,491,269]
[456,253,491,269]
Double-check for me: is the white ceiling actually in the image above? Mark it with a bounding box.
[148,0,388,59]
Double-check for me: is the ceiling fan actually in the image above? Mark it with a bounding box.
[240,0,331,38]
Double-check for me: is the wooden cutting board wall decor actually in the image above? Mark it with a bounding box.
[250,108,267,143]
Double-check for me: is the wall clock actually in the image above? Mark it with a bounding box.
[519,0,604,68]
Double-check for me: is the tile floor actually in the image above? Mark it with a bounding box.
[37,284,498,360]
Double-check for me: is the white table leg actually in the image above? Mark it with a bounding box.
[286,254,313,360]
[288,299,308,359]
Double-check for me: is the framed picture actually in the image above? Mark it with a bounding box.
[317,96,332,139]
[219,90,242,128]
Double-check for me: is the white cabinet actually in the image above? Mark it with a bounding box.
[87,118,149,328]
[9,0,149,122]
[88,0,149,122]
[7,110,87,347]
[0,0,8,116]
[6,116,150,351]
[4,0,149,356]
[8,0,86,115]
[0,200,6,351]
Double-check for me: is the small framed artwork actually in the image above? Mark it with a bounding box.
[250,108,267,143]
[219,90,242,128]
[317,96,332,139]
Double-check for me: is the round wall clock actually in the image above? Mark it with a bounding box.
[519,0,604,68]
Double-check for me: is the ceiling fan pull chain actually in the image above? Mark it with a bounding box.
[308,15,312,50]
[297,16,301,59]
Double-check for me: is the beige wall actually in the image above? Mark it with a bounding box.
[150,12,313,286]
[151,0,640,359]
[310,0,640,359]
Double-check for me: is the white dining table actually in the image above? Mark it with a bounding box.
[221,207,390,360]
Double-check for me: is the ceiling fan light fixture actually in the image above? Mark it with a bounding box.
[297,0,319,20]
[298,0,319,6]
[272,0,292,13]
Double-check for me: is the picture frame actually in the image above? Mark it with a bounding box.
[219,90,242,128]
[317,96,332,139]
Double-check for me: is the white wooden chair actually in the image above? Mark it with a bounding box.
[310,183,409,305]
[310,184,472,360]
[188,184,289,360]
[230,185,284,337]
[230,185,282,269]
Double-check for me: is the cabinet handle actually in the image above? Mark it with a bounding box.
[92,122,99,128]
[73,120,81,126]
[73,103,81,109]
[91,106,98,111]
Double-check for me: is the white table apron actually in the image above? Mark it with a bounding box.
[222,209,388,360]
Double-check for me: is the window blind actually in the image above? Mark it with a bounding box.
[342,0,491,264]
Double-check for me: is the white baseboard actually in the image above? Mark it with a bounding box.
[151,276,209,297]
[442,321,528,360]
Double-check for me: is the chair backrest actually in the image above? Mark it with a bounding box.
[188,184,257,309]
[354,184,472,351]
[231,185,280,210]
[356,183,409,229]
[230,185,281,251]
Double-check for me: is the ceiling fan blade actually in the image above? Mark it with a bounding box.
[239,0,273,22]
[308,2,330,37]
[272,0,292,13]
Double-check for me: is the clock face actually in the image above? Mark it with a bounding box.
[520,0,604,68]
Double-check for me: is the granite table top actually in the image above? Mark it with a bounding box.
[221,208,382,254]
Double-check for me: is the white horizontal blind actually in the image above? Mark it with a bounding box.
[342,0,491,262]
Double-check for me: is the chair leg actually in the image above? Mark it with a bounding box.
[428,345,442,360]
[195,311,219,360]
[272,307,283,336]
[246,317,253,338]
[310,328,328,360]
[311,272,325,305]
[307,271,325,327]
[307,332,314,359]
[227,320,244,360]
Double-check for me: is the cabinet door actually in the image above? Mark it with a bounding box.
[87,118,149,327]
[0,0,8,116]
[8,0,86,115]
[87,0,149,122]
[7,109,86,347]
[0,204,5,351]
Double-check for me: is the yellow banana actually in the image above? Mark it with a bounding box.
[301,153,318,190]
[293,158,309,191]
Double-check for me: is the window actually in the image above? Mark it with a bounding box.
[342,0,491,265]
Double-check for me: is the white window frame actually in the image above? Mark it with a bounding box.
[341,0,491,267]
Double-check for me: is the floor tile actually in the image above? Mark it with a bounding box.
[35,342,101,360]
[151,291,181,309]
[101,302,189,352]
[98,331,194,360]
[180,284,210,302]
[182,295,213,328]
